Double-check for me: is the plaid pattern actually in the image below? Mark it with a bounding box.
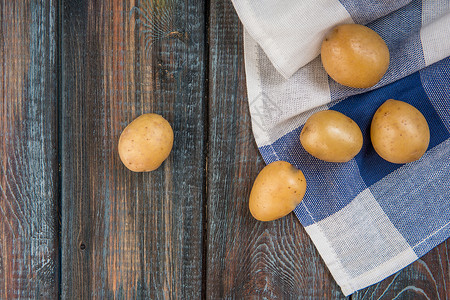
[234,0,450,295]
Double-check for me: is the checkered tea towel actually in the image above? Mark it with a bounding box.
[232,0,450,296]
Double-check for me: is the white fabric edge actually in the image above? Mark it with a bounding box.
[232,0,353,78]
[304,224,354,295]
[420,10,450,66]
[303,189,419,296]
[349,249,418,295]
[243,30,277,147]
[305,214,418,296]
[243,30,333,148]
[233,0,291,78]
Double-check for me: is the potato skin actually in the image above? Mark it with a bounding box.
[370,99,430,164]
[300,110,363,163]
[118,113,174,172]
[321,24,390,88]
[249,161,306,222]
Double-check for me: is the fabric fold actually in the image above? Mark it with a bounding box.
[232,0,413,78]
[237,0,450,296]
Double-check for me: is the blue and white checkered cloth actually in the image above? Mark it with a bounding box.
[233,0,450,295]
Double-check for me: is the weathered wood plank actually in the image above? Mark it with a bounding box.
[60,0,206,298]
[354,240,449,299]
[0,0,59,299]
[206,1,346,299]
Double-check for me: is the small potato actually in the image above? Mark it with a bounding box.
[370,99,430,164]
[321,24,390,88]
[118,113,173,172]
[249,161,306,222]
[300,110,363,162]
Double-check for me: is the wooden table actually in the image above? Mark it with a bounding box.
[1,0,448,299]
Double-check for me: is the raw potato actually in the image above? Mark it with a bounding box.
[118,113,174,172]
[321,24,390,88]
[249,161,306,222]
[370,99,430,164]
[300,110,363,162]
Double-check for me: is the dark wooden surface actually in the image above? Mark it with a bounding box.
[1,0,449,299]
[60,0,205,298]
[0,1,59,299]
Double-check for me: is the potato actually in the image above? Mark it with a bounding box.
[249,161,306,221]
[300,110,363,162]
[118,113,174,172]
[321,24,390,88]
[370,99,430,164]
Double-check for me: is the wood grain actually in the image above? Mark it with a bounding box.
[354,241,449,299]
[205,1,347,299]
[1,0,448,299]
[0,0,59,299]
[60,0,206,298]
